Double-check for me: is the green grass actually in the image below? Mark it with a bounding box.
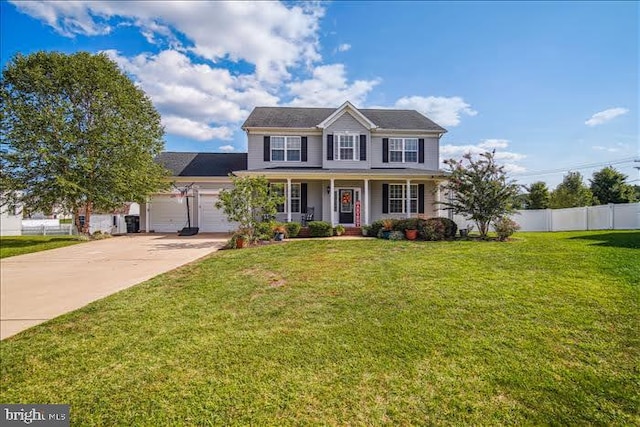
[0,235,84,258]
[1,231,638,425]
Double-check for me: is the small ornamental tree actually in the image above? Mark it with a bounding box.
[215,175,284,243]
[441,150,521,238]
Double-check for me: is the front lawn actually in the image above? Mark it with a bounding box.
[1,231,638,425]
[0,235,84,259]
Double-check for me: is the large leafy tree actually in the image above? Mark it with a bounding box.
[215,175,284,242]
[525,181,550,209]
[1,51,169,233]
[441,151,521,238]
[549,172,593,208]
[589,166,636,204]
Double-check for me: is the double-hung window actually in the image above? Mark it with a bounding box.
[336,134,359,161]
[388,184,418,214]
[389,138,418,163]
[272,183,301,213]
[271,136,301,162]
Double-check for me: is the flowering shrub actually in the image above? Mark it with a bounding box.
[493,217,520,241]
[420,218,446,241]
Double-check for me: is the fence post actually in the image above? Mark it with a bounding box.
[608,203,614,230]
[42,225,46,236]
[585,207,589,231]
[546,209,552,231]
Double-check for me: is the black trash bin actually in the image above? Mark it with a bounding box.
[125,215,140,233]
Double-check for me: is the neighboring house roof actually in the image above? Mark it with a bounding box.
[156,152,247,176]
[242,106,446,132]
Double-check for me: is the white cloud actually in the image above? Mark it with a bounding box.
[219,145,235,152]
[394,96,477,127]
[288,64,380,107]
[585,107,629,126]
[337,43,351,52]
[11,1,324,82]
[440,139,526,174]
[162,116,232,141]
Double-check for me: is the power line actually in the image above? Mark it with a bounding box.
[513,157,638,178]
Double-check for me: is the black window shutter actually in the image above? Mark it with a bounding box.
[360,134,367,161]
[301,183,308,213]
[418,138,425,164]
[418,184,425,214]
[327,134,334,160]
[382,138,389,163]
[301,137,308,162]
[263,136,270,162]
[382,184,389,214]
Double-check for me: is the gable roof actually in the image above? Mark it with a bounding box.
[317,101,377,130]
[242,105,446,131]
[156,152,247,176]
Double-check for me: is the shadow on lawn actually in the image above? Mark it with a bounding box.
[0,237,79,249]
[569,232,640,249]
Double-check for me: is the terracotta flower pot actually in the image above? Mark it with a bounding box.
[236,237,245,248]
[405,229,418,240]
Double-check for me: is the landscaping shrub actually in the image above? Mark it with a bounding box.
[255,221,274,241]
[308,221,333,237]
[494,217,520,241]
[361,225,372,237]
[368,220,386,238]
[434,217,458,239]
[284,222,301,238]
[388,230,405,241]
[419,218,446,241]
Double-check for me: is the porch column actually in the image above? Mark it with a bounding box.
[286,178,292,223]
[364,179,370,225]
[406,179,411,218]
[330,178,335,226]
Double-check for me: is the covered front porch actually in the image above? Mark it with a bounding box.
[235,169,448,226]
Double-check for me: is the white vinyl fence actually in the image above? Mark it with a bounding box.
[450,203,640,232]
[21,215,129,236]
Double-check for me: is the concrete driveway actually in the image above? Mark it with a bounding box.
[1,234,227,339]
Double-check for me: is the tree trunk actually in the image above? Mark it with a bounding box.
[83,201,93,234]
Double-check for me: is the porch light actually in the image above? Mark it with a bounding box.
[326,186,331,194]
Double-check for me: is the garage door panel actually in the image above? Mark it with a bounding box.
[200,195,237,233]
[150,196,193,233]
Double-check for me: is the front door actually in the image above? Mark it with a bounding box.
[339,189,354,224]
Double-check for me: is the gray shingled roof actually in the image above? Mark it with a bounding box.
[155,152,247,176]
[242,107,446,131]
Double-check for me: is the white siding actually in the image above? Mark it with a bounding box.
[323,112,371,169]
[370,181,438,223]
[370,135,440,170]
[247,133,323,170]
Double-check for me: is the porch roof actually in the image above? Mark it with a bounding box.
[234,167,449,180]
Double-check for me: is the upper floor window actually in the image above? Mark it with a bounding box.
[336,134,359,161]
[389,138,418,163]
[271,136,301,162]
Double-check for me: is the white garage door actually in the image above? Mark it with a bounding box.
[149,195,192,233]
[199,194,237,233]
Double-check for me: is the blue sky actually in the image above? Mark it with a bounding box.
[1,1,638,187]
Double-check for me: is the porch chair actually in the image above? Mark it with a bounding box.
[301,207,314,226]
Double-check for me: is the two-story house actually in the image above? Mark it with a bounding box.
[141,102,448,233]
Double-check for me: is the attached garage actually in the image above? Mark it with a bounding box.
[149,195,193,233]
[198,194,237,233]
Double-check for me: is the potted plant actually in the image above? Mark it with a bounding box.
[404,222,418,240]
[334,224,346,236]
[381,219,394,239]
[273,224,287,241]
[231,231,248,249]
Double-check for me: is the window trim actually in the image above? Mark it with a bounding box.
[388,184,419,214]
[335,133,360,161]
[388,138,419,163]
[270,136,302,162]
